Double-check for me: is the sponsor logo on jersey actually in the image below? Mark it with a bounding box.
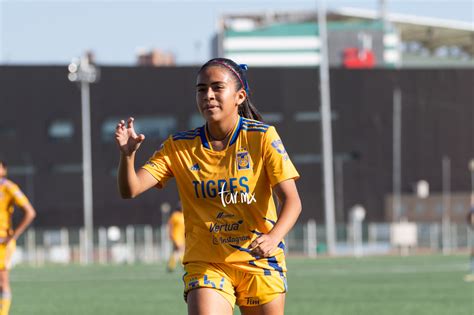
[219,183,256,208]
[216,212,235,219]
[236,149,250,170]
[212,234,251,245]
[192,177,257,207]
[209,220,243,233]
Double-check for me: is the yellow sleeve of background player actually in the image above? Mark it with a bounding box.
[141,137,174,188]
[7,181,29,208]
[263,126,300,186]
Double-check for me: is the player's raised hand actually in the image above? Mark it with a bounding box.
[115,117,145,156]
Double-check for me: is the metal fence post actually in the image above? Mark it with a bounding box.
[307,219,317,258]
[144,225,154,263]
[26,228,36,266]
[126,225,135,264]
[98,227,107,264]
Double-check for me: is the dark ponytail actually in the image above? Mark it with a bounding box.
[199,58,263,122]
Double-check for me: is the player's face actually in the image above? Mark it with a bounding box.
[196,66,246,123]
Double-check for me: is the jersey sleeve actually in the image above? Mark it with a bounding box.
[7,182,30,208]
[168,212,177,226]
[263,126,300,186]
[141,137,174,188]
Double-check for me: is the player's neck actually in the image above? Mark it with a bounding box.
[206,116,238,141]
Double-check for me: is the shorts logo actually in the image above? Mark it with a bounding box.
[246,297,260,305]
[236,149,250,170]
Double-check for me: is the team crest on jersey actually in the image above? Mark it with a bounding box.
[236,149,250,170]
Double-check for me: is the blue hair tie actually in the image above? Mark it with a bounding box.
[239,64,248,71]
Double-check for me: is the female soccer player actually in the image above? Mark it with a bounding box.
[116,58,302,315]
[0,160,36,315]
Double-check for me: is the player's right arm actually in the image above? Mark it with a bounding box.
[116,117,159,198]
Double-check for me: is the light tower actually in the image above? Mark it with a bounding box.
[68,54,99,264]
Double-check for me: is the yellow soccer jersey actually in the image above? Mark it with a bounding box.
[142,116,299,274]
[0,179,29,238]
[168,211,185,246]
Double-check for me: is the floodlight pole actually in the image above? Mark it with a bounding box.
[392,88,402,221]
[81,78,93,265]
[442,156,451,255]
[68,55,99,265]
[379,0,389,32]
[0,2,2,63]
[317,0,336,255]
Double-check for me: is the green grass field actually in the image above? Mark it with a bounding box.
[9,255,472,315]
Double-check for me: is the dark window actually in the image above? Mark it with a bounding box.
[0,125,16,138]
[454,203,465,214]
[261,112,283,123]
[294,111,338,122]
[292,153,321,164]
[188,113,205,129]
[101,116,177,142]
[415,203,425,215]
[49,120,74,139]
[52,164,82,174]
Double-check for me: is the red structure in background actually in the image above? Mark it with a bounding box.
[343,47,376,68]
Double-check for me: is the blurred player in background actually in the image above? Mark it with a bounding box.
[167,201,185,272]
[0,160,36,315]
[116,58,301,315]
[465,197,474,282]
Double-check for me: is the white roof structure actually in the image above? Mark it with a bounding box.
[221,8,474,61]
[333,7,474,56]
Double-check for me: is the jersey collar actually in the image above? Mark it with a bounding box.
[200,116,243,151]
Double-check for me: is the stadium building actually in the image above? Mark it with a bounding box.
[0,66,472,228]
[0,9,473,229]
[213,9,474,68]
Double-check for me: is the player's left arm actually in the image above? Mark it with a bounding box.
[10,201,36,243]
[249,179,301,257]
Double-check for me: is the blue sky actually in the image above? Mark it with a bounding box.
[0,0,472,65]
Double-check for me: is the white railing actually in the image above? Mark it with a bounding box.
[11,222,472,266]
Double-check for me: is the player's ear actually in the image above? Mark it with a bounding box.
[236,89,246,106]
